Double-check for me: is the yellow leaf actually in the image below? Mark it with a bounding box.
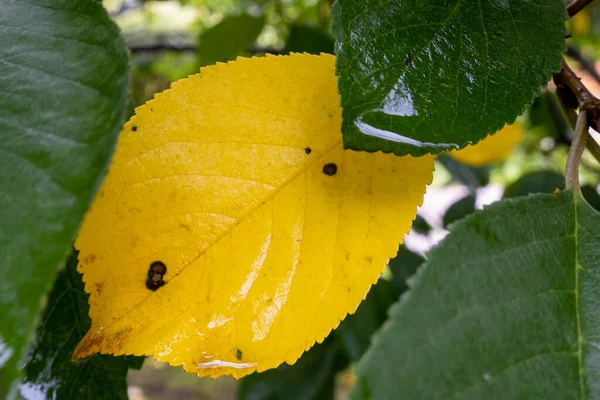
[73,53,434,378]
[568,10,591,36]
[449,123,523,166]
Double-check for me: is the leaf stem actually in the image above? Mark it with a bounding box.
[566,45,600,87]
[554,59,597,107]
[566,110,588,192]
[567,0,596,18]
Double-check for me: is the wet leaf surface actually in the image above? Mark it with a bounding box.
[332,0,565,156]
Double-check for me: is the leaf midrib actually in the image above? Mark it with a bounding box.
[574,191,585,399]
[79,140,344,339]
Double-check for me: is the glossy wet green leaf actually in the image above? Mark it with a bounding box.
[354,191,600,399]
[443,195,476,229]
[285,24,334,55]
[504,170,565,198]
[198,13,265,66]
[238,338,347,400]
[21,253,143,400]
[0,0,128,396]
[331,0,566,156]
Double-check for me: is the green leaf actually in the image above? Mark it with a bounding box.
[528,92,572,142]
[331,0,566,156]
[438,155,489,189]
[411,214,432,235]
[21,253,144,400]
[0,0,128,395]
[284,24,334,55]
[238,338,347,400]
[582,185,600,211]
[504,170,565,198]
[443,194,476,229]
[353,191,600,399]
[198,13,265,66]
[386,245,425,296]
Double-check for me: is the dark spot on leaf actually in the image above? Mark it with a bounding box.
[236,349,243,360]
[305,147,312,154]
[323,163,337,176]
[132,125,138,132]
[83,253,96,264]
[95,282,104,295]
[146,261,167,291]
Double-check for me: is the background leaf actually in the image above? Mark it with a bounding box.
[437,155,490,190]
[449,124,524,166]
[21,252,143,400]
[284,24,334,55]
[198,13,265,66]
[0,0,128,395]
[504,170,565,198]
[354,191,600,399]
[442,194,476,229]
[331,0,566,156]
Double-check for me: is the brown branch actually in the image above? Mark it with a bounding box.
[553,58,597,108]
[565,45,600,87]
[567,0,596,18]
[128,44,281,55]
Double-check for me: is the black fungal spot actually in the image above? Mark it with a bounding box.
[132,125,138,132]
[322,163,337,176]
[236,349,243,360]
[146,261,167,291]
[304,147,312,154]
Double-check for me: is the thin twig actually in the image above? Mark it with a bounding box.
[566,110,589,191]
[553,58,597,107]
[566,45,600,86]
[128,44,281,55]
[129,44,197,53]
[567,0,596,18]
